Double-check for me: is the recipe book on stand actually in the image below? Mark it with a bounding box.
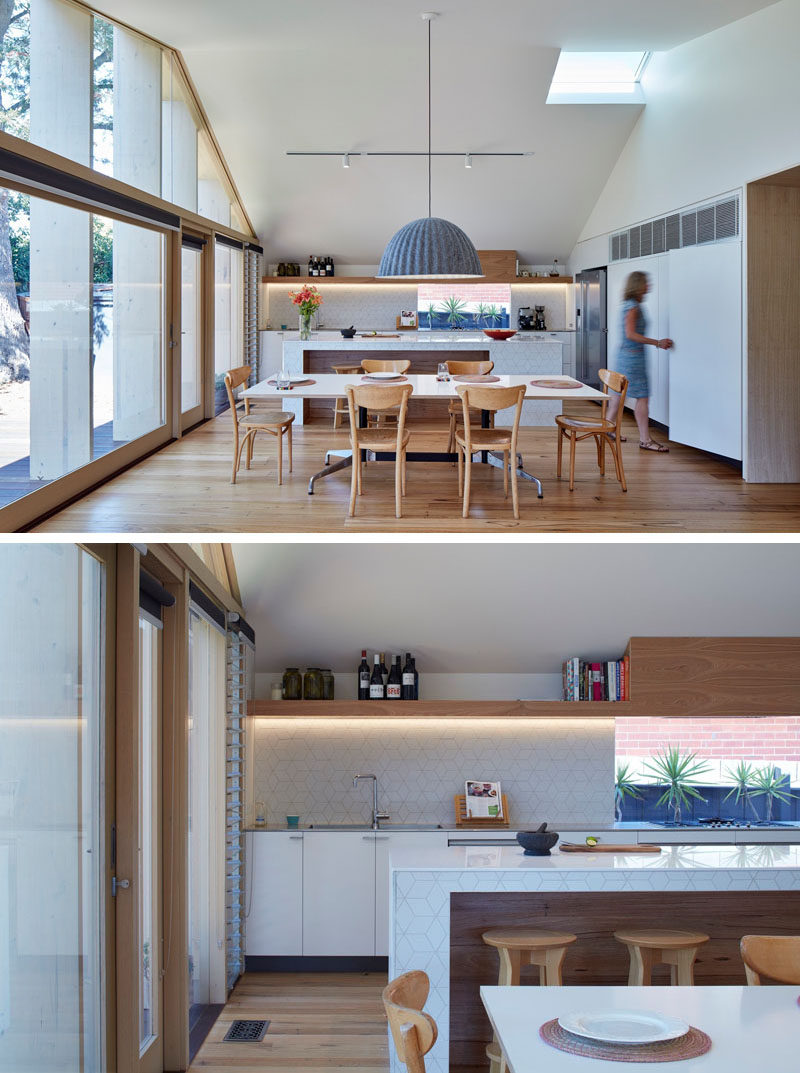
[561,656,629,701]
[465,780,504,819]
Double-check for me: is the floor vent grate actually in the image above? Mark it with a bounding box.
[223,1019,270,1043]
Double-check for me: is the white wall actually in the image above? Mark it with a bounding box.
[576,0,800,244]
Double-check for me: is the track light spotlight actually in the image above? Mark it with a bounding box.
[464,153,472,168]
[342,153,350,168]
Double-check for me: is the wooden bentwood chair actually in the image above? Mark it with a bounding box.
[555,368,628,492]
[455,382,526,520]
[346,382,413,518]
[445,359,495,454]
[740,935,800,984]
[382,971,438,1073]
[224,365,294,485]
[361,358,411,427]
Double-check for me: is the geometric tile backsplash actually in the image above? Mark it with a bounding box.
[251,717,615,825]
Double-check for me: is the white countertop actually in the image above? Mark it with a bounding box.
[273,330,563,348]
[481,986,799,1073]
[389,843,800,871]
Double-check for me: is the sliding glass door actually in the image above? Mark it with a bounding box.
[180,240,205,430]
[0,544,108,1072]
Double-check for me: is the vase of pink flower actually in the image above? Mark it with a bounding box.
[289,285,324,340]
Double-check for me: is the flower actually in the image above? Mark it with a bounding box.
[289,285,324,316]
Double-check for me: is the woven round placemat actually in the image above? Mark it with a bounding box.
[539,1019,711,1063]
[452,374,501,383]
[360,375,408,383]
[267,377,316,387]
[530,378,581,389]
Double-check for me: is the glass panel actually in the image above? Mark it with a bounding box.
[214,243,243,414]
[0,544,105,1072]
[417,283,511,330]
[92,16,114,177]
[138,616,160,1052]
[187,610,226,1024]
[198,131,232,227]
[0,189,165,511]
[181,246,202,413]
[162,54,199,212]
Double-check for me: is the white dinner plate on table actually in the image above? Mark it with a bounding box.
[363,371,404,380]
[272,373,308,384]
[557,1009,689,1044]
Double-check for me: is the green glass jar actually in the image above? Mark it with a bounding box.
[303,667,323,700]
[282,667,302,701]
[321,669,335,700]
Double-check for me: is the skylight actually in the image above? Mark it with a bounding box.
[547,51,651,105]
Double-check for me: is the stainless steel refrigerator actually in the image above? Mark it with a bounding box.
[575,268,607,389]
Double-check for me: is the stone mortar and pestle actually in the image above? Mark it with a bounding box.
[516,821,559,856]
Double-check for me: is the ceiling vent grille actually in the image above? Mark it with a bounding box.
[609,194,739,262]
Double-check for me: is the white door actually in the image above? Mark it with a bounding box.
[607,255,670,425]
[245,832,304,956]
[667,242,742,459]
[302,833,375,956]
[374,833,448,956]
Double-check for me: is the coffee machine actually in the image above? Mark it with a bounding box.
[533,305,547,330]
[517,306,534,331]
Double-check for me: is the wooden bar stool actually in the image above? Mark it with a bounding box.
[331,363,361,427]
[614,928,710,986]
[482,927,577,1073]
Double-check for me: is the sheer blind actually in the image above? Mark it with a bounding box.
[244,247,262,384]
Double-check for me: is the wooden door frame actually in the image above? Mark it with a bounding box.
[178,233,210,434]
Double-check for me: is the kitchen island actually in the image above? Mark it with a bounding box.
[273,331,564,424]
[388,843,800,1073]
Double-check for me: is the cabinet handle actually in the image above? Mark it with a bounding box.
[289,835,304,840]
[362,835,390,841]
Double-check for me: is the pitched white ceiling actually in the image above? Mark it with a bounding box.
[95,0,778,264]
[232,543,800,673]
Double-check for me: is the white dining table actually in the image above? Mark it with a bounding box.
[480,985,799,1072]
[243,372,607,495]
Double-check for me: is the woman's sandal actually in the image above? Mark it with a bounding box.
[608,432,627,442]
[639,439,669,452]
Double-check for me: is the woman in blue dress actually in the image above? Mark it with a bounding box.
[605,271,673,451]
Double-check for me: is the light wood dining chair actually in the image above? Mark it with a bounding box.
[555,368,628,492]
[346,382,413,518]
[224,365,294,485]
[445,359,494,454]
[361,358,411,426]
[331,362,362,427]
[740,935,800,984]
[382,971,438,1073]
[454,382,525,519]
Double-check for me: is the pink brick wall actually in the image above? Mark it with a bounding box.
[615,716,800,760]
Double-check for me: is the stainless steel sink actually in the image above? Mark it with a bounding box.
[307,824,368,830]
[379,824,443,831]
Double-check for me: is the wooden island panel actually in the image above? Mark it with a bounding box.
[449,889,800,1072]
[303,348,491,422]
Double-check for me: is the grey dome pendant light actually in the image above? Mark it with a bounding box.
[377,12,483,279]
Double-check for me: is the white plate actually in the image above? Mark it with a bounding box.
[364,371,404,380]
[557,1009,690,1045]
[284,374,308,383]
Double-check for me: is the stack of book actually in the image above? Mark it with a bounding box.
[562,656,629,701]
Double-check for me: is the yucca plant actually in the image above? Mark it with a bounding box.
[484,303,503,326]
[750,765,796,823]
[441,295,468,328]
[642,746,710,825]
[614,762,642,822]
[425,302,438,329]
[723,760,761,821]
[475,301,490,328]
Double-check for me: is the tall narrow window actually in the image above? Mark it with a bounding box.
[0,544,106,1072]
[214,241,243,414]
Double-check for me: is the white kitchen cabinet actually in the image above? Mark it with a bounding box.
[302,832,376,956]
[667,241,742,460]
[245,831,304,956]
[374,832,448,956]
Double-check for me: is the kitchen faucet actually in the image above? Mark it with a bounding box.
[353,774,389,830]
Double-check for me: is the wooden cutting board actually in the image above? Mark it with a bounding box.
[559,842,662,854]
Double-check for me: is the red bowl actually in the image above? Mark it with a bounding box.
[482,329,517,341]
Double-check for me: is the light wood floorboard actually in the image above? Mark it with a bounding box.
[33,408,800,533]
[187,972,389,1072]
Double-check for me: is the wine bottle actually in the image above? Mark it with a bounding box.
[387,655,402,700]
[401,652,415,701]
[411,655,419,699]
[326,254,334,277]
[318,255,326,278]
[379,652,388,690]
[307,255,313,277]
[369,654,384,700]
[358,650,370,700]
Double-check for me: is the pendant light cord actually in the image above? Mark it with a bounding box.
[427,16,432,218]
